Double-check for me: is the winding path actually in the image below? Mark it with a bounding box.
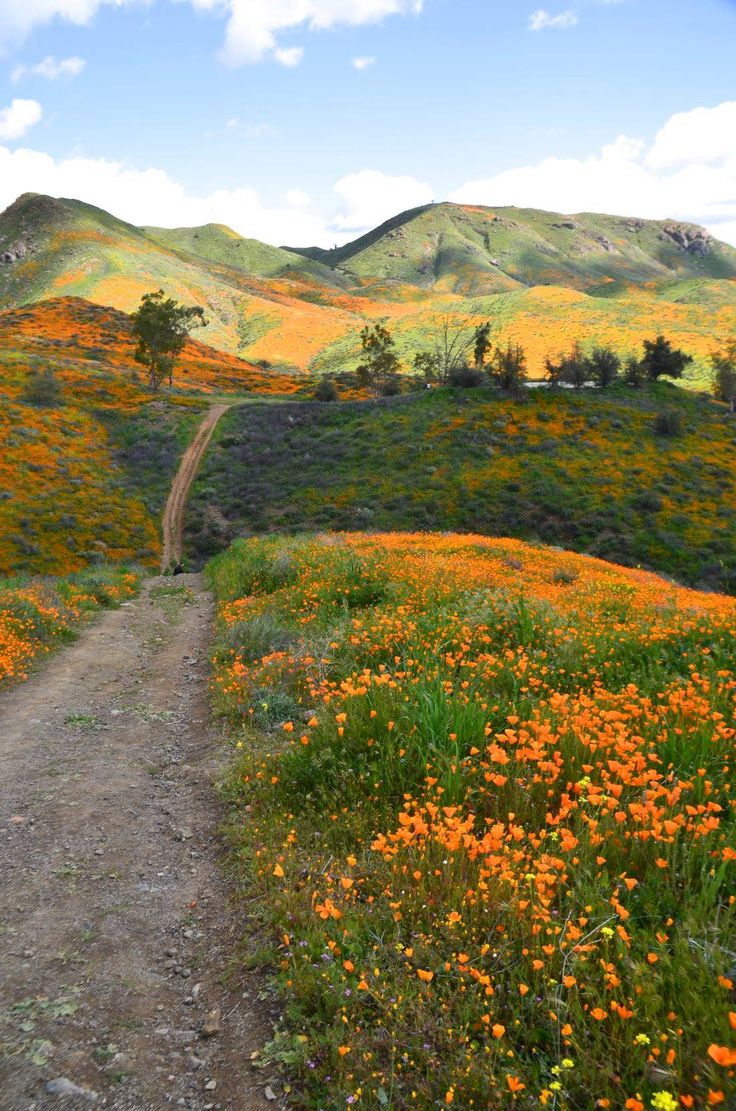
[161,405,232,572]
[0,407,281,1109]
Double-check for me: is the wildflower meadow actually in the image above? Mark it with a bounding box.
[208,533,736,1109]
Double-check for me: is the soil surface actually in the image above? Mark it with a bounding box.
[0,576,280,1110]
[161,407,232,573]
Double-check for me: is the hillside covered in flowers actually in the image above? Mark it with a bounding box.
[208,531,736,1110]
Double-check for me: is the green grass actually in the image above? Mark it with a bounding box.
[185,383,736,592]
[207,532,736,1109]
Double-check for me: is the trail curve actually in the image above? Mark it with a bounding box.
[161,404,230,571]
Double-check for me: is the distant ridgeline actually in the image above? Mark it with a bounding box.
[0,192,734,383]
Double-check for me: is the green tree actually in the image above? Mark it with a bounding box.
[131,289,207,389]
[489,341,527,394]
[640,335,693,382]
[624,355,646,388]
[413,351,440,384]
[586,345,621,389]
[712,340,736,414]
[473,321,493,369]
[21,366,63,407]
[356,322,402,396]
[545,342,586,388]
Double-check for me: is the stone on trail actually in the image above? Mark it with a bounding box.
[46,1076,99,1102]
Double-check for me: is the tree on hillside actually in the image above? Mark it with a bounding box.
[413,351,440,384]
[712,339,736,413]
[489,341,527,394]
[473,321,493,369]
[640,335,693,382]
[356,321,402,396]
[586,345,621,389]
[131,290,207,390]
[416,314,476,386]
[545,342,586,389]
[624,355,646,388]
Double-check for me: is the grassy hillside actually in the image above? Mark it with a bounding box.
[1,195,734,380]
[0,194,357,362]
[291,201,736,294]
[142,222,333,280]
[185,385,736,591]
[209,531,736,1109]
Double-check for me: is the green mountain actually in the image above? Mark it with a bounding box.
[1,193,734,378]
[289,201,736,294]
[0,193,346,358]
[142,221,333,280]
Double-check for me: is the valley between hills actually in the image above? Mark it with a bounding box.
[1,191,735,1111]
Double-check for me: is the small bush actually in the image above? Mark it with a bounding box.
[653,407,684,436]
[21,367,64,407]
[313,376,339,402]
[448,364,484,388]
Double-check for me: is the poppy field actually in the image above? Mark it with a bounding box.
[208,532,736,1109]
[0,566,138,688]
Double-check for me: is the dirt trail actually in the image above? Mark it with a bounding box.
[0,576,278,1110]
[162,407,231,572]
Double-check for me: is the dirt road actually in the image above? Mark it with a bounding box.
[0,576,276,1110]
[161,407,231,573]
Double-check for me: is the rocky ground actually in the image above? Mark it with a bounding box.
[0,576,282,1110]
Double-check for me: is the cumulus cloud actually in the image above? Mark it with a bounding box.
[450,101,736,246]
[0,143,340,245]
[332,169,433,231]
[528,9,578,30]
[0,0,135,51]
[0,99,43,141]
[352,55,376,69]
[11,55,86,81]
[273,45,304,67]
[0,0,423,65]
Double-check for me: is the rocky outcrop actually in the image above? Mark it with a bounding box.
[660,223,712,256]
[1,241,28,264]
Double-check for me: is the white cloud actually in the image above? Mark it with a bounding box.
[646,101,736,171]
[528,9,578,30]
[0,0,137,51]
[0,142,343,245]
[286,188,311,209]
[11,55,86,81]
[332,169,433,231]
[214,0,422,67]
[0,0,423,65]
[450,101,736,246]
[0,99,42,141]
[273,45,304,67]
[352,55,376,69]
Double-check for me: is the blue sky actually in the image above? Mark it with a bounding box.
[0,0,735,245]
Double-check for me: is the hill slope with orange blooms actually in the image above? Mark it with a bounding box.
[1,194,734,385]
[0,296,302,576]
[209,531,736,1110]
[0,567,138,689]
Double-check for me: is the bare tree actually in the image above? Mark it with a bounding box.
[417,313,477,385]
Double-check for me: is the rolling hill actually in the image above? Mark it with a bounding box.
[289,201,736,294]
[0,193,735,382]
[0,296,304,577]
[184,383,736,592]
